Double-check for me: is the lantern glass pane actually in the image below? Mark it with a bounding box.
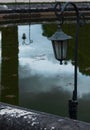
[52,40,67,61]
[62,40,67,59]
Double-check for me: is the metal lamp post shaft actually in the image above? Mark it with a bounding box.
[69,19,80,120]
[73,23,79,101]
[59,2,81,119]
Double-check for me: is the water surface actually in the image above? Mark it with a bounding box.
[0,23,90,122]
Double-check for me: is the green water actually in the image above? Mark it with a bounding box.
[0,23,90,123]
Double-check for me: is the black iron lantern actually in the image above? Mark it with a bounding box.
[49,25,72,64]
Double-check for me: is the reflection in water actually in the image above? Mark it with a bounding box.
[0,24,90,122]
[18,24,90,122]
[0,26,19,105]
[21,24,33,45]
[78,94,90,122]
[20,86,70,117]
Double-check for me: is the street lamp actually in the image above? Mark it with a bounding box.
[49,24,72,65]
[49,2,84,119]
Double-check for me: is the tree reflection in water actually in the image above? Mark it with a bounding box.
[0,26,19,105]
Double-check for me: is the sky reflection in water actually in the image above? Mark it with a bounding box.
[18,24,90,99]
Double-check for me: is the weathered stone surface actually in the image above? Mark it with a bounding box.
[0,102,90,130]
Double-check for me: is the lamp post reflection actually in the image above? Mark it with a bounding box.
[22,24,33,45]
[50,2,85,119]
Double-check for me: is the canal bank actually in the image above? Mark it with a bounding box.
[0,102,90,130]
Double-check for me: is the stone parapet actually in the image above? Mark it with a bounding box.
[0,102,90,130]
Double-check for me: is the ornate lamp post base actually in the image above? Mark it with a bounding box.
[68,100,78,119]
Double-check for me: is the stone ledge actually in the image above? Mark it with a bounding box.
[0,102,90,130]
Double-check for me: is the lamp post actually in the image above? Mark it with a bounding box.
[49,2,84,119]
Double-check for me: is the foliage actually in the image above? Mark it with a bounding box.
[42,23,90,76]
